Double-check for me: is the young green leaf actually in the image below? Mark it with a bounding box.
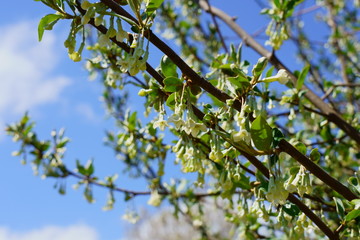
[334,197,345,219]
[250,116,273,151]
[146,0,165,15]
[252,57,268,79]
[309,148,321,163]
[296,65,310,90]
[38,14,62,41]
[165,92,176,109]
[160,55,178,78]
[345,209,360,222]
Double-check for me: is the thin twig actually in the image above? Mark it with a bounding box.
[321,83,360,100]
[204,0,228,53]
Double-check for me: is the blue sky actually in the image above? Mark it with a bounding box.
[0,1,322,239]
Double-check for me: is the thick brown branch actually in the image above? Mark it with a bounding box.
[278,139,358,201]
[78,2,345,237]
[98,0,358,207]
[198,0,360,146]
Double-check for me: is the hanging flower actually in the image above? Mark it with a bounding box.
[184,118,207,137]
[153,114,168,131]
[266,175,289,205]
[147,190,162,207]
[168,113,185,129]
[261,69,291,85]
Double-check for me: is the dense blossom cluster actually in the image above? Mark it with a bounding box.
[9,0,360,239]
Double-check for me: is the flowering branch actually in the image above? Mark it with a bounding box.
[97,0,358,203]
[198,0,360,145]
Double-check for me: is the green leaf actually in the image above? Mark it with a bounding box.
[296,65,310,90]
[146,0,165,15]
[85,159,94,176]
[161,55,178,78]
[219,64,237,76]
[227,75,250,89]
[309,148,321,163]
[272,128,284,147]
[165,92,176,109]
[334,197,345,219]
[269,154,278,167]
[163,77,183,92]
[294,142,307,155]
[351,199,360,209]
[125,193,133,201]
[348,177,360,194]
[282,203,300,217]
[345,209,360,222]
[38,14,62,41]
[236,43,242,64]
[190,85,202,95]
[250,116,273,151]
[252,57,268,79]
[265,66,275,78]
[76,160,86,176]
[128,112,137,131]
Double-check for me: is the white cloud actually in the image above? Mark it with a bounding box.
[0,21,71,117]
[0,224,99,240]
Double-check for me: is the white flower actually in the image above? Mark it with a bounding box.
[122,210,139,224]
[153,115,169,131]
[98,34,111,47]
[192,219,203,228]
[231,129,251,144]
[209,149,223,163]
[261,69,291,85]
[68,52,81,62]
[147,190,162,207]
[168,113,184,129]
[277,69,290,84]
[184,118,207,137]
[266,176,289,205]
[183,147,194,161]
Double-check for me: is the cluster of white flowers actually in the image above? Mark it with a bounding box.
[284,165,312,197]
[122,210,140,224]
[250,199,270,221]
[117,34,149,76]
[80,1,149,76]
[266,175,289,205]
[231,104,251,144]
[172,140,205,173]
[265,17,290,50]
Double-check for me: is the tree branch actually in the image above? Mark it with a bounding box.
[278,139,358,201]
[197,0,360,146]
[74,2,351,237]
[204,0,228,53]
[96,0,358,206]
